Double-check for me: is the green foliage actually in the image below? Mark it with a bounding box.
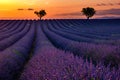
[82,7,96,19]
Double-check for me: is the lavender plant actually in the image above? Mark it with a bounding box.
[20,47,120,80]
[42,23,120,67]
[0,21,30,51]
[0,21,35,80]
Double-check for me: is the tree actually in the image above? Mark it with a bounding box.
[81,7,96,19]
[34,10,47,20]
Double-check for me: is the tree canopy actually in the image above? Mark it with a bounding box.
[82,7,96,19]
[34,10,47,20]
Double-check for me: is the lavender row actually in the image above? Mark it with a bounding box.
[33,20,54,54]
[48,23,94,43]
[58,19,120,37]
[59,19,120,43]
[0,20,13,30]
[52,20,115,40]
[53,20,120,40]
[0,21,35,80]
[20,46,120,80]
[0,20,22,35]
[47,21,120,45]
[57,20,120,37]
[43,23,120,67]
[0,20,16,32]
[0,20,5,27]
[0,20,12,29]
[0,21,30,51]
[0,21,27,41]
[19,20,120,80]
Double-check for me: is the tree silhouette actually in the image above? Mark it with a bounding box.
[34,10,47,20]
[82,7,96,19]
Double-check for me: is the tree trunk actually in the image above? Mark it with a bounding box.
[40,17,42,20]
[87,17,89,19]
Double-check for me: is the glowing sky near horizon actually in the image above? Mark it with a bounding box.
[0,0,120,19]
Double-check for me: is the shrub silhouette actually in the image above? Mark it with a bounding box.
[34,10,47,20]
[82,7,96,19]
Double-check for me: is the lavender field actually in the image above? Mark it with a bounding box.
[0,19,120,80]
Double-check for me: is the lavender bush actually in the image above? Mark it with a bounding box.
[42,23,120,67]
[0,21,35,80]
[47,21,120,45]
[20,47,120,80]
[0,21,26,40]
[0,20,16,31]
[0,21,30,51]
[0,19,119,79]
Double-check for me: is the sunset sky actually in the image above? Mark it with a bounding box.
[0,0,120,19]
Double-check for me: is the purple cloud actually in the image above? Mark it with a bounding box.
[98,16,120,19]
[55,12,82,16]
[55,8,120,19]
[96,9,120,15]
[56,8,120,16]
[97,3,106,6]
[96,3,120,6]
